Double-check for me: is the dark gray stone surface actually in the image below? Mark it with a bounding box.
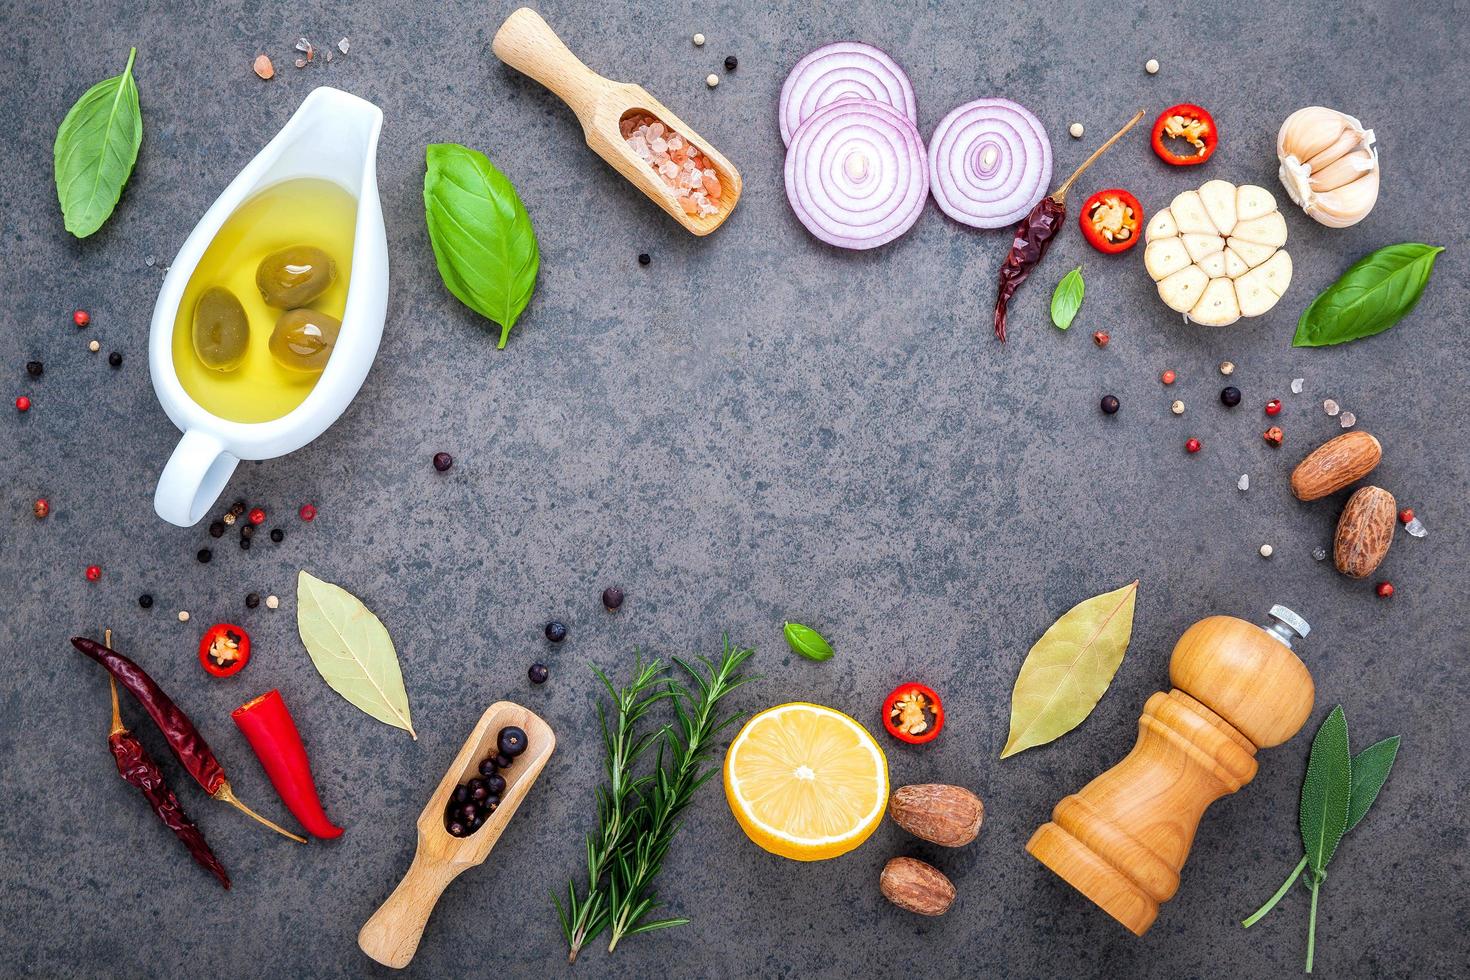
[3,1,1467,977]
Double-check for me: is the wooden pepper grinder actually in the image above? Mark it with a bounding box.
[1026,606,1315,936]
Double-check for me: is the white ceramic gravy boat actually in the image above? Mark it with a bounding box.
[150,86,388,527]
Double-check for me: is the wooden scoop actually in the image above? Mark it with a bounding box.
[358,702,555,968]
[492,6,742,235]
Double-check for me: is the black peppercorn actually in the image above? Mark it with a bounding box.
[724,55,737,71]
[270,528,284,543]
[26,361,43,378]
[433,452,453,472]
[638,252,651,266]
[498,726,528,757]
[209,520,225,538]
[601,586,624,611]
[241,523,255,540]
[493,753,513,770]
[108,351,122,367]
[246,592,261,609]
[544,621,567,643]
[138,593,153,609]
[230,500,246,517]
[528,663,549,684]
[197,548,213,563]
[1100,394,1120,415]
[1220,386,1242,407]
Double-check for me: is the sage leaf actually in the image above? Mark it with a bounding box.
[782,622,833,661]
[1050,266,1085,330]
[1293,244,1444,347]
[423,142,540,349]
[1001,580,1137,758]
[1346,735,1400,832]
[296,570,416,738]
[1298,705,1351,874]
[53,47,143,238]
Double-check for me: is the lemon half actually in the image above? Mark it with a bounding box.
[723,702,888,861]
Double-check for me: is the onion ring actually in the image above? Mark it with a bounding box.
[779,42,917,146]
[928,99,1052,229]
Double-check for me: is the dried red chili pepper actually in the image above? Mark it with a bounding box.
[107,675,231,888]
[1151,104,1217,166]
[233,690,344,840]
[71,635,306,843]
[1079,188,1144,254]
[882,682,944,744]
[199,623,251,678]
[993,110,1145,342]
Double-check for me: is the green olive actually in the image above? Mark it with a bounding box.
[269,308,341,372]
[192,286,250,372]
[255,245,336,308]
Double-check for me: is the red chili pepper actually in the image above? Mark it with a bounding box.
[881,683,944,745]
[1151,104,1217,166]
[232,690,343,839]
[199,623,251,678]
[1079,189,1144,254]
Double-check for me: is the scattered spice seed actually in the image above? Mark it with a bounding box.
[209,521,225,538]
[1145,58,1160,74]
[253,54,275,80]
[139,593,153,609]
[265,595,279,610]
[108,351,122,367]
[197,549,213,564]
[528,663,549,684]
[705,73,719,88]
[241,524,255,540]
[1219,361,1235,375]
[248,507,266,525]
[1265,399,1282,416]
[230,500,246,517]
[299,503,317,521]
[33,498,49,518]
[178,610,190,622]
[86,565,101,582]
[88,340,101,353]
[1161,370,1176,385]
[693,33,705,46]
[1399,508,1415,524]
[433,452,453,472]
[1220,386,1241,407]
[545,621,568,643]
[724,55,737,71]
[27,361,43,377]
[1068,122,1084,138]
[270,528,284,543]
[638,252,651,266]
[1376,582,1394,598]
[16,396,31,411]
[1092,330,1109,347]
[1185,438,1201,453]
[1263,426,1284,447]
[1100,394,1120,415]
[1171,400,1185,415]
[602,586,625,611]
[1259,544,1274,558]
[74,310,90,327]
[246,592,260,609]
[222,512,237,526]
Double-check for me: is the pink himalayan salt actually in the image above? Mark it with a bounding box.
[622,112,722,216]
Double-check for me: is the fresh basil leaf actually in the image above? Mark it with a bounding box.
[1293,243,1444,347]
[1346,735,1400,832]
[53,47,143,238]
[423,143,540,349]
[782,622,833,662]
[1050,266,1084,330]
[1298,705,1352,874]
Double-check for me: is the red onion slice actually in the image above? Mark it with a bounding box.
[784,99,928,250]
[928,99,1052,229]
[780,42,917,146]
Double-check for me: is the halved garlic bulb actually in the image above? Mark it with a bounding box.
[1143,180,1291,326]
[1277,106,1379,228]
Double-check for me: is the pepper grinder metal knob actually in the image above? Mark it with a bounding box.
[1025,606,1316,936]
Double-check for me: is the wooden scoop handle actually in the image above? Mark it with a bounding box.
[492,7,608,122]
[357,848,466,969]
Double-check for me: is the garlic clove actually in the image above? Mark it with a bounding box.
[1145,238,1191,279]
[1198,251,1228,278]
[1310,147,1376,193]
[1198,179,1238,237]
[1310,167,1380,228]
[1278,155,1316,209]
[1232,211,1288,249]
[1235,185,1278,222]
[1304,128,1368,172]
[1145,207,1178,242]
[1157,264,1209,313]
[1223,247,1250,279]
[1235,252,1291,317]
[1277,106,1348,163]
[1253,250,1293,297]
[1170,190,1216,235]
[1182,232,1224,263]
[1188,277,1241,326]
[1227,237,1277,269]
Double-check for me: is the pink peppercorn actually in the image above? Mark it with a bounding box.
[1398,508,1414,524]
[1376,582,1394,598]
[1161,370,1176,385]
[85,565,101,582]
[15,396,30,412]
[73,310,90,327]
[33,498,50,519]
[299,504,317,522]
[248,507,266,525]
[1185,438,1201,453]
[1265,399,1281,416]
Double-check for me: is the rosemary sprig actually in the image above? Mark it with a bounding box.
[604,639,755,952]
[556,655,674,963]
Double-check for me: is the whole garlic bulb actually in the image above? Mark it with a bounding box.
[1277,107,1379,228]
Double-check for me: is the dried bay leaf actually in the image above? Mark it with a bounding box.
[296,570,416,738]
[1000,580,1138,758]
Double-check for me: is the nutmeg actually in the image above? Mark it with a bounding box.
[1290,430,1381,501]
[1334,485,1396,578]
[889,784,984,847]
[879,857,955,916]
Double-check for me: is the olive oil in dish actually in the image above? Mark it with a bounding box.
[171,178,356,423]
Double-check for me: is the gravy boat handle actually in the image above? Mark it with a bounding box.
[154,429,239,527]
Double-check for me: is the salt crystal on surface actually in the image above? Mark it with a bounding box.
[1406,517,1427,538]
[295,58,307,69]
[1324,399,1340,416]
[338,37,350,54]
[1340,411,1356,428]
[1238,474,1249,491]
[1313,547,1328,561]
[1291,378,1304,394]
[295,38,311,52]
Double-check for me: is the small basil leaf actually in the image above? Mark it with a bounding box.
[423,143,540,348]
[1346,735,1400,832]
[54,47,143,238]
[1293,243,1444,347]
[1050,266,1084,330]
[782,622,833,662]
[1299,705,1352,874]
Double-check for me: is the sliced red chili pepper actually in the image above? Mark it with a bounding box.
[1151,104,1217,166]
[199,623,251,678]
[881,683,944,745]
[232,690,344,839]
[1079,189,1144,254]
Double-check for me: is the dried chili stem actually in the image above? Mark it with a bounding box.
[213,781,308,844]
[1053,109,1146,204]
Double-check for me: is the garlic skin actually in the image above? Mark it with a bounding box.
[1277,107,1380,228]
